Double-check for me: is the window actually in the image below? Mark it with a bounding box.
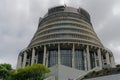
[89,51,95,69]
[38,51,43,64]
[48,49,58,67]
[61,49,72,67]
[75,49,84,70]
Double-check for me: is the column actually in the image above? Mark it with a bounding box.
[83,49,87,71]
[35,53,38,64]
[86,45,91,70]
[22,52,27,68]
[106,52,110,65]
[97,48,102,69]
[46,51,49,67]
[58,44,61,65]
[17,55,22,68]
[43,45,47,66]
[110,56,116,68]
[72,44,75,68]
[31,48,35,65]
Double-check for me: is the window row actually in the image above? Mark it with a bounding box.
[30,39,101,48]
[39,16,91,28]
[38,21,92,32]
[48,49,85,70]
[36,28,95,37]
[33,34,99,44]
[39,12,91,27]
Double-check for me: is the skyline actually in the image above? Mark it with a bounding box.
[0,0,120,68]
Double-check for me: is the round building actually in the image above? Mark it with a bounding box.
[17,6,115,71]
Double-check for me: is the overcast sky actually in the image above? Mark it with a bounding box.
[0,0,120,68]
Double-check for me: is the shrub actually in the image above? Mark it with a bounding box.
[116,64,120,68]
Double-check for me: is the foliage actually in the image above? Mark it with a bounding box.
[116,64,120,68]
[6,70,16,80]
[12,64,50,80]
[83,67,120,79]
[0,63,12,80]
[0,63,50,80]
[0,64,12,70]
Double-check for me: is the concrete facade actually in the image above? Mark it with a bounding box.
[17,6,115,72]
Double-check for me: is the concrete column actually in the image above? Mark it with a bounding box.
[110,56,116,68]
[86,45,91,70]
[83,49,87,71]
[72,44,75,68]
[43,45,47,66]
[31,48,35,65]
[46,51,49,67]
[106,52,110,65]
[97,48,102,69]
[58,44,61,64]
[35,54,38,64]
[23,52,27,68]
[17,55,22,68]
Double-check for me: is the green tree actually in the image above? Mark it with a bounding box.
[116,64,120,68]
[1,64,12,70]
[13,64,50,80]
[0,63,12,80]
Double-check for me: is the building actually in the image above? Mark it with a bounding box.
[17,6,116,80]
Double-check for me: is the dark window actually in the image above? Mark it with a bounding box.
[38,51,43,64]
[90,51,95,69]
[75,49,84,70]
[48,49,58,67]
[61,49,72,67]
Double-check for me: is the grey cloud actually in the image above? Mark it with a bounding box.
[99,16,120,43]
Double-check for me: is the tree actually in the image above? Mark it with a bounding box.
[13,64,50,80]
[1,64,12,70]
[116,64,120,68]
[0,63,12,80]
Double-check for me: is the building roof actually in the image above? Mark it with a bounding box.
[43,5,90,21]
